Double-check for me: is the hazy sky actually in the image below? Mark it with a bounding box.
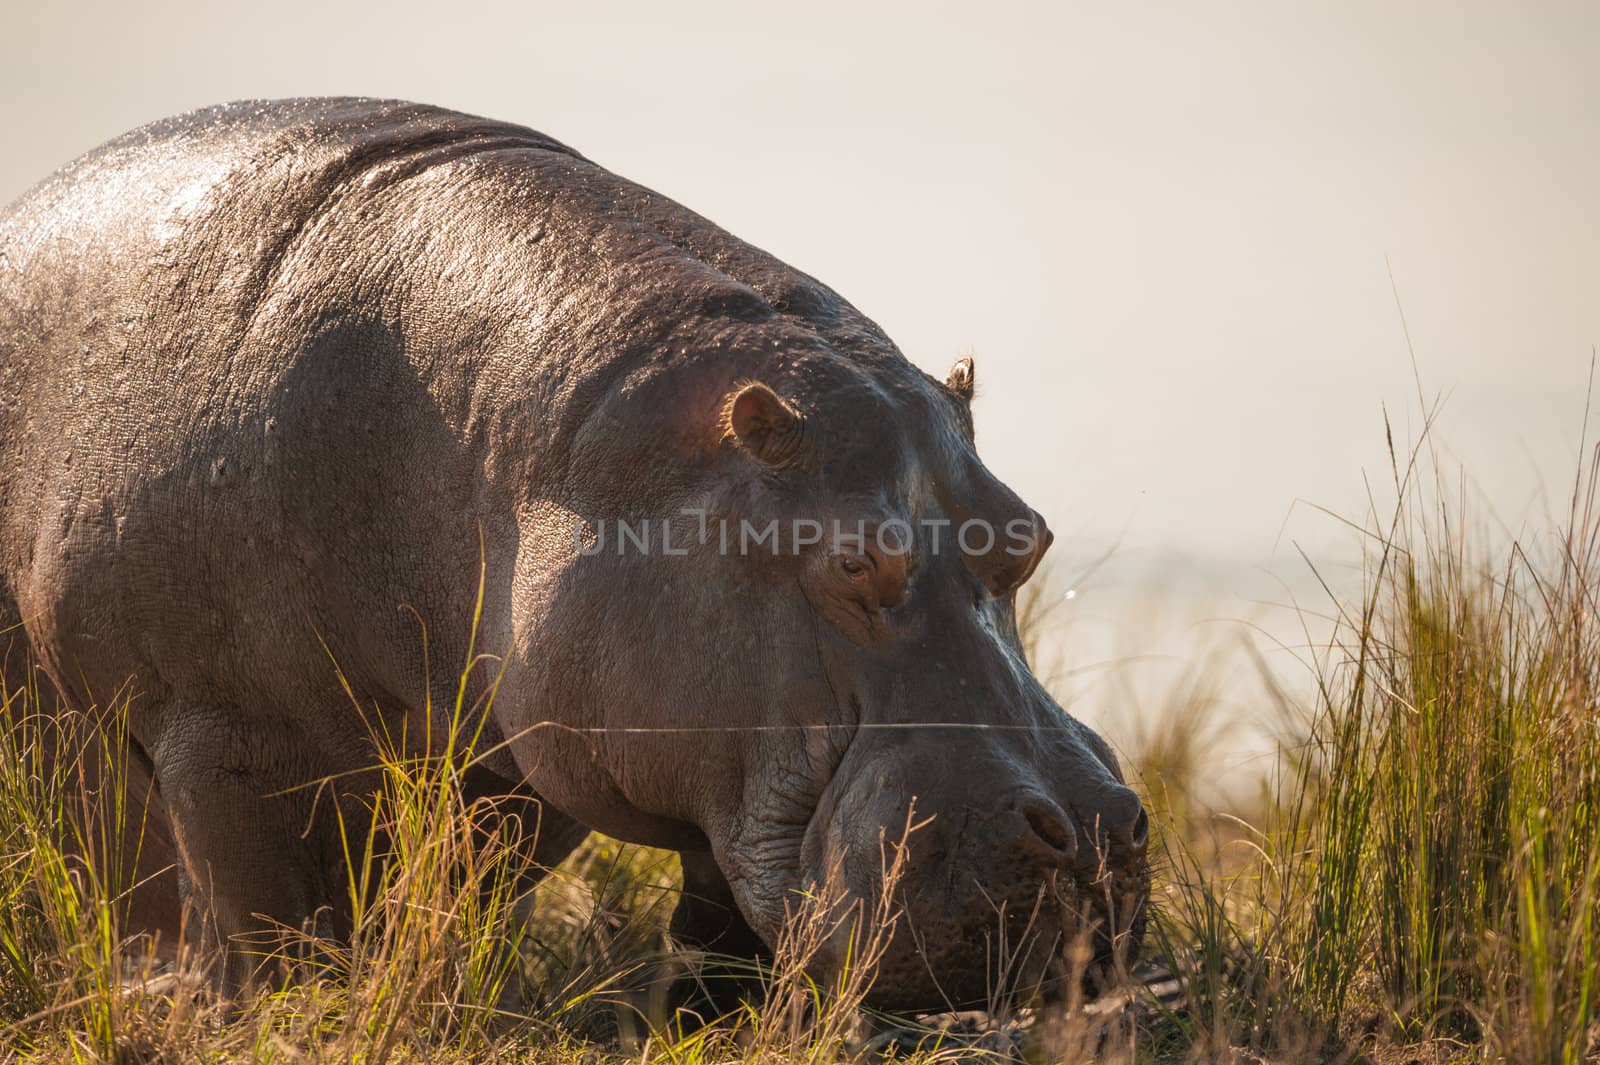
[4,1,1596,735]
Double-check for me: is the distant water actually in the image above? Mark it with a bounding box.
[1030,543,1365,809]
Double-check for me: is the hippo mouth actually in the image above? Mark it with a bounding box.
[784,752,1152,1013]
[879,858,1151,1012]
[1051,862,1152,1004]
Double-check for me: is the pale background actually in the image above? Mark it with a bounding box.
[4,1,1595,780]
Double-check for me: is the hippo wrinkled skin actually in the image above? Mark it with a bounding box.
[0,99,1148,1009]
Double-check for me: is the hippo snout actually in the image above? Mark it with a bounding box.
[811,753,1152,1011]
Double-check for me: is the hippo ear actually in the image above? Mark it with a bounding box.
[723,382,806,466]
[946,356,975,403]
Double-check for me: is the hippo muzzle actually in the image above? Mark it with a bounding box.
[795,693,1150,1012]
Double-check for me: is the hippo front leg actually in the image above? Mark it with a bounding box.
[146,703,361,991]
[669,849,770,1022]
[456,765,589,1015]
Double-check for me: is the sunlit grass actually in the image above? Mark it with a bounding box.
[1141,414,1600,1063]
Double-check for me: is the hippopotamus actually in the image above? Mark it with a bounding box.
[0,98,1148,1009]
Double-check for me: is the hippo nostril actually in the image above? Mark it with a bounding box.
[1097,786,1149,858]
[1022,800,1077,861]
[1129,806,1150,851]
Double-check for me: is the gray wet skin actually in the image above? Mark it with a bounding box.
[0,99,1149,1010]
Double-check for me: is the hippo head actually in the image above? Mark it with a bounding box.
[511,338,1149,1012]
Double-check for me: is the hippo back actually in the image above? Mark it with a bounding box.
[0,98,884,720]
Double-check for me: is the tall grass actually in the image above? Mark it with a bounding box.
[1150,418,1600,1062]
[1293,420,1599,1059]
[0,677,178,1062]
